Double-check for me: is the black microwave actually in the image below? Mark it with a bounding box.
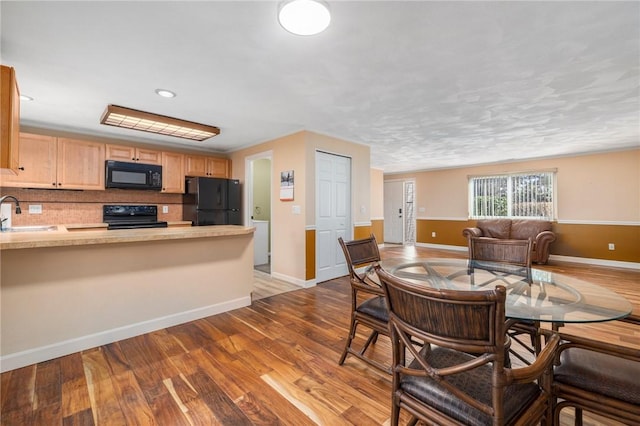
[105,160,163,190]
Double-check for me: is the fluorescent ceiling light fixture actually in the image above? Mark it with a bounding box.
[155,88,176,98]
[20,95,33,102]
[278,0,331,36]
[100,104,220,142]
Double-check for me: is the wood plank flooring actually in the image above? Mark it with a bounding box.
[2,245,638,425]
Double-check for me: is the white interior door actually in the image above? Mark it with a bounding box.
[316,151,351,282]
[384,180,404,244]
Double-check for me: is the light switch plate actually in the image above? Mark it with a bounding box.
[162,205,169,214]
[292,205,301,214]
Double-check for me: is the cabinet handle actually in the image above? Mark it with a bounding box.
[18,167,24,171]
[52,182,56,186]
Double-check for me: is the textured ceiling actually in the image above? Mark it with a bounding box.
[1,1,638,173]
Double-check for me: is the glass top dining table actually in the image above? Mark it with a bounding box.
[377,258,633,325]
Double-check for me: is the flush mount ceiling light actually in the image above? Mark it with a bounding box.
[278,0,331,36]
[100,104,220,142]
[155,88,176,98]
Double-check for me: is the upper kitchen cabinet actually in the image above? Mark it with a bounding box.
[2,133,105,190]
[106,144,162,165]
[161,151,184,193]
[1,133,56,188]
[184,154,229,178]
[0,65,20,172]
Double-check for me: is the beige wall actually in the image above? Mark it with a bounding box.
[1,234,254,370]
[230,131,370,283]
[390,149,639,222]
[370,168,384,219]
[387,149,640,262]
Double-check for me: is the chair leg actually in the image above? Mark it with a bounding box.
[390,398,401,426]
[338,314,357,365]
[575,407,583,426]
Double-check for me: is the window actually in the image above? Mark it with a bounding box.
[469,171,555,220]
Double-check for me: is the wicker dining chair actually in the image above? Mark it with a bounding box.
[551,314,640,425]
[375,264,560,426]
[337,234,391,373]
[468,236,541,365]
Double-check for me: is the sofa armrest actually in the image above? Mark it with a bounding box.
[533,230,556,264]
[462,227,482,239]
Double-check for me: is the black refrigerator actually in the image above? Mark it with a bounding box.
[183,177,242,225]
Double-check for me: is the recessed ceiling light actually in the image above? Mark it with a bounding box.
[155,89,176,98]
[20,95,34,102]
[100,104,220,142]
[278,0,331,36]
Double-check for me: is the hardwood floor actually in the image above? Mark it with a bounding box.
[1,245,638,425]
[252,269,301,301]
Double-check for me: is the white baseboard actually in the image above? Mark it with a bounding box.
[270,271,314,288]
[416,243,640,270]
[415,243,468,252]
[0,296,251,373]
[549,254,640,270]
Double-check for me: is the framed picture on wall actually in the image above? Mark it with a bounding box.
[280,170,294,201]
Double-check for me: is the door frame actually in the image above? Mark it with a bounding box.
[383,178,416,245]
[244,150,273,266]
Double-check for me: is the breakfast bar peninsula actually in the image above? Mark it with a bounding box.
[0,224,255,372]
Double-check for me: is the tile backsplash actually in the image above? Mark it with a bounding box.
[0,187,184,226]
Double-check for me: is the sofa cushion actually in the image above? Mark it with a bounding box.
[511,219,552,240]
[478,219,511,239]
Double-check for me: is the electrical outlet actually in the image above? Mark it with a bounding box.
[29,204,43,214]
[608,243,615,251]
[162,205,169,214]
[431,232,436,238]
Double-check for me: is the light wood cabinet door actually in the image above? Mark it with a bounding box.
[161,152,184,193]
[184,154,229,178]
[208,157,229,178]
[184,155,208,177]
[56,138,105,190]
[136,148,162,165]
[0,65,20,172]
[106,144,162,165]
[1,133,57,188]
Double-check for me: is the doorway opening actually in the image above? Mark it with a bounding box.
[383,179,416,245]
[245,152,272,274]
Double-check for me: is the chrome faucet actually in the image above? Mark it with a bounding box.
[0,195,22,231]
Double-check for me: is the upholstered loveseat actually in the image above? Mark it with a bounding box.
[462,219,556,264]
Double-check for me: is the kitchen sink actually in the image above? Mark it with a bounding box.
[2,225,58,233]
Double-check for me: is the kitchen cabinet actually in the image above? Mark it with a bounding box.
[184,154,229,178]
[0,65,20,172]
[161,151,184,193]
[2,133,105,190]
[106,144,162,165]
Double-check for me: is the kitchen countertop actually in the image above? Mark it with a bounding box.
[0,224,255,250]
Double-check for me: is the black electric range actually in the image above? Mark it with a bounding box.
[103,205,168,230]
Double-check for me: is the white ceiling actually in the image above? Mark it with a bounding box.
[2,1,638,173]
